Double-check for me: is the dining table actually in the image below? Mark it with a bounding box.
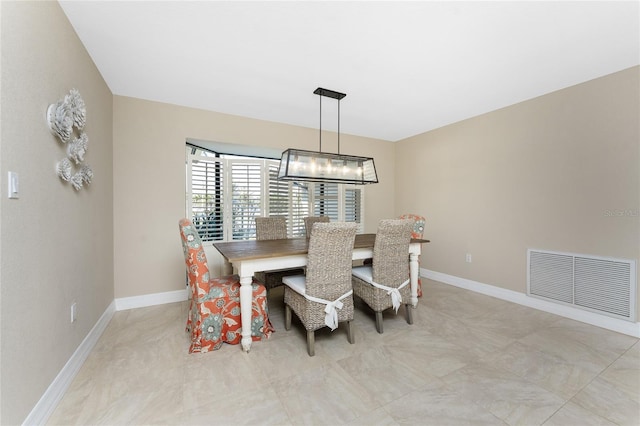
[213,233,429,352]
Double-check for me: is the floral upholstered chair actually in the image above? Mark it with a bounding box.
[179,218,274,353]
[399,213,426,297]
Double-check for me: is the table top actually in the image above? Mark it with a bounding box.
[212,233,429,263]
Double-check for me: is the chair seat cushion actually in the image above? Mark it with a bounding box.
[256,268,305,289]
[352,265,373,282]
[282,274,307,295]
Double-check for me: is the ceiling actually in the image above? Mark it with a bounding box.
[59,1,639,142]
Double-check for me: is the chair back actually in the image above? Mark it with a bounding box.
[179,218,211,295]
[255,216,287,240]
[304,216,330,237]
[372,219,414,288]
[399,213,425,239]
[306,222,358,300]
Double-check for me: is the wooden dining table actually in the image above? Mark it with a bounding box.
[213,233,429,352]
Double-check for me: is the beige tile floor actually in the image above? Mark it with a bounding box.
[48,279,639,425]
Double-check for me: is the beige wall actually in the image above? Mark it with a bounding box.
[0,2,114,424]
[113,96,395,298]
[395,67,640,318]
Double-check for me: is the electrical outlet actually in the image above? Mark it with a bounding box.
[465,254,472,263]
[71,302,77,323]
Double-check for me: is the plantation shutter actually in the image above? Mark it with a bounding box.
[230,161,262,240]
[345,185,363,231]
[267,161,290,230]
[268,162,309,236]
[290,182,310,236]
[313,182,339,221]
[187,156,224,242]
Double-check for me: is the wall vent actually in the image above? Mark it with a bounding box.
[527,249,636,322]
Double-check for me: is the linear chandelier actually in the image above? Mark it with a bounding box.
[277,88,378,185]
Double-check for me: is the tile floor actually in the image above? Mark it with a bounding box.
[47,279,639,425]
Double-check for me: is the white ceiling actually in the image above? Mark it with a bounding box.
[59,1,639,142]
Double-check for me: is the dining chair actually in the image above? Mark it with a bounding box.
[255,216,288,240]
[282,222,358,356]
[399,213,426,297]
[179,218,274,353]
[351,218,415,334]
[303,215,330,238]
[254,216,304,290]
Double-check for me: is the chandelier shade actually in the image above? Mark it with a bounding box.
[277,148,378,184]
[277,87,379,185]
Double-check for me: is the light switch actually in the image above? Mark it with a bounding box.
[8,171,18,199]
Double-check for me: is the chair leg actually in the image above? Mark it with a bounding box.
[306,330,315,356]
[285,304,291,330]
[346,320,355,344]
[405,304,414,324]
[375,311,384,334]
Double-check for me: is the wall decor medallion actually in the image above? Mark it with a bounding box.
[56,158,73,181]
[69,164,94,190]
[47,89,93,191]
[67,88,86,130]
[70,171,84,191]
[47,100,73,142]
[79,164,93,184]
[68,132,88,164]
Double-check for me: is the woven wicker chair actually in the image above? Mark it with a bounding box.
[254,217,304,290]
[399,213,426,297]
[282,222,358,356]
[352,219,415,334]
[255,216,288,240]
[303,215,330,238]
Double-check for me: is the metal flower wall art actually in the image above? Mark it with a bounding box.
[48,89,93,191]
[56,158,73,182]
[68,133,88,164]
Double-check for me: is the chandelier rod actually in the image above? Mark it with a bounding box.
[338,99,340,154]
[319,94,322,153]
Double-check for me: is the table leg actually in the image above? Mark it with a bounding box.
[409,253,419,307]
[222,259,233,276]
[239,275,253,352]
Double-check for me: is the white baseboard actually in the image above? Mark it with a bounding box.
[422,268,640,338]
[24,288,189,425]
[23,300,116,426]
[114,288,188,311]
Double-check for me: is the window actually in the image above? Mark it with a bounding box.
[186,145,363,242]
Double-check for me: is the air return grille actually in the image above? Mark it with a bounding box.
[528,249,636,322]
